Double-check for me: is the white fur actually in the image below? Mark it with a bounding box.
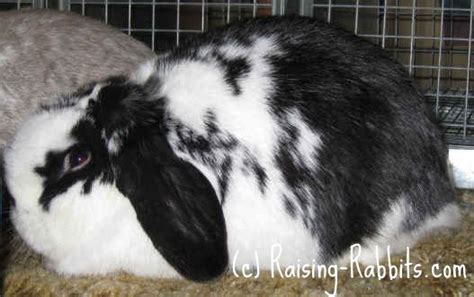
[106,131,122,155]
[11,180,177,278]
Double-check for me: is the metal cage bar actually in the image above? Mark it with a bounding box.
[463,0,473,139]
[435,0,446,117]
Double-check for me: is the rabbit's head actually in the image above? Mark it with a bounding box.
[3,74,228,281]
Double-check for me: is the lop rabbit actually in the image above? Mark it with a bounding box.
[4,16,460,281]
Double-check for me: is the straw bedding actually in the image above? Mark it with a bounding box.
[2,191,473,296]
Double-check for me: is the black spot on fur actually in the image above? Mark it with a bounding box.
[171,110,243,204]
[213,53,250,95]
[174,123,213,162]
[284,196,297,218]
[204,110,219,135]
[275,125,315,224]
[172,112,238,165]
[252,162,267,194]
[240,154,268,195]
[275,127,311,191]
[218,156,233,204]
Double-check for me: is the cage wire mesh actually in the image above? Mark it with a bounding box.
[0,0,472,146]
[307,0,474,146]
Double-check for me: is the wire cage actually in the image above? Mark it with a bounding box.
[0,0,472,146]
[307,0,474,146]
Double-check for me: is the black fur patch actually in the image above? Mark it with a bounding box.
[218,156,233,204]
[212,52,250,96]
[171,111,240,203]
[114,125,228,281]
[90,76,163,142]
[283,196,297,218]
[242,155,268,194]
[251,161,267,194]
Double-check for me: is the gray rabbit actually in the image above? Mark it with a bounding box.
[0,9,155,154]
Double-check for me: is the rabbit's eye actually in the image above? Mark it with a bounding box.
[65,148,91,172]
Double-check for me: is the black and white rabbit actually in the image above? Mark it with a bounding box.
[0,9,155,290]
[4,17,460,282]
[0,9,156,290]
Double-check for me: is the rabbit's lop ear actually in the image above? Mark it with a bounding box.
[116,134,228,281]
[93,78,228,281]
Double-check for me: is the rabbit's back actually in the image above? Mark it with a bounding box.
[160,17,458,264]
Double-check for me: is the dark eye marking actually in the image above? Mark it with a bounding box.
[35,149,74,210]
[35,150,67,180]
[34,146,96,211]
[35,145,92,180]
[34,119,113,211]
